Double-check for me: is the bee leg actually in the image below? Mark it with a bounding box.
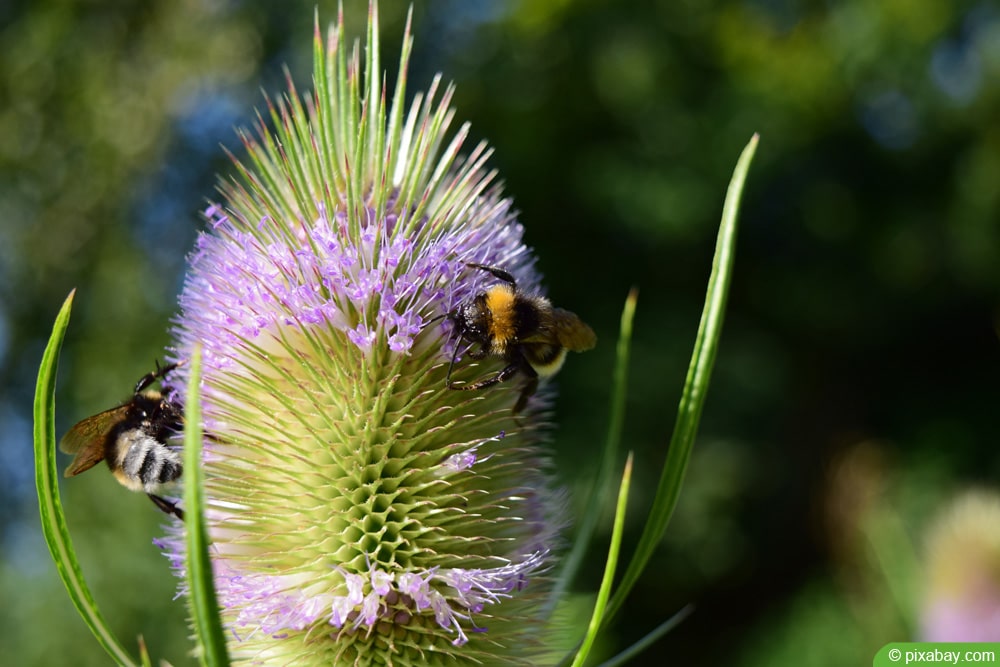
[465,262,517,287]
[450,362,521,392]
[445,339,489,389]
[513,373,539,415]
[148,493,185,521]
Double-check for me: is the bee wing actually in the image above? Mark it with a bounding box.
[551,308,597,351]
[59,407,123,477]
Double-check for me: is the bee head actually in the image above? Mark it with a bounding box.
[448,298,490,345]
[128,391,162,419]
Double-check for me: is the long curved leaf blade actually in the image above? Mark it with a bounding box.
[604,134,759,622]
[570,453,634,667]
[34,290,139,667]
[183,346,231,667]
[551,288,638,607]
[597,604,694,667]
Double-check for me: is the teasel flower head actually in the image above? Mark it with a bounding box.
[156,5,568,664]
[920,490,1000,641]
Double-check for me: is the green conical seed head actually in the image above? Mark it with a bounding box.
[159,6,571,665]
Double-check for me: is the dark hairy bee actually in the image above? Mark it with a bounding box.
[60,362,185,520]
[446,262,597,413]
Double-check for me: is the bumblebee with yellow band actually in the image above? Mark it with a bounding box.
[446,262,597,413]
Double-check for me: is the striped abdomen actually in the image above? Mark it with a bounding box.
[111,428,183,493]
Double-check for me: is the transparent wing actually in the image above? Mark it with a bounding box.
[551,308,597,351]
[59,407,123,477]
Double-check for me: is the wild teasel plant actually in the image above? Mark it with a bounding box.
[34,3,757,665]
[155,14,565,665]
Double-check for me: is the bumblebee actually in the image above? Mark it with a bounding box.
[60,362,185,520]
[446,262,597,412]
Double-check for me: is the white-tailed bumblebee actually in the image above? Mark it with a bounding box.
[446,262,597,412]
[60,361,185,520]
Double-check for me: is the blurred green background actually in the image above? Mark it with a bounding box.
[3,0,998,664]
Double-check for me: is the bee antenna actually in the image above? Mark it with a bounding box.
[135,360,181,395]
[422,311,452,331]
[465,262,517,287]
[444,336,464,389]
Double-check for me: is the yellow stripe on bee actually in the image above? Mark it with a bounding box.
[484,285,517,349]
[531,348,568,378]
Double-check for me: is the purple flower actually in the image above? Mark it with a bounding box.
[921,490,1000,641]
[158,5,567,663]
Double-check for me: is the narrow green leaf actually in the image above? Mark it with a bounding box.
[551,288,638,609]
[863,503,920,631]
[570,453,634,667]
[604,134,759,623]
[138,636,153,667]
[33,290,139,667]
[183,346,231,667]
[596,604,694,667]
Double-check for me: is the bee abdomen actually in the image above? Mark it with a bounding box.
[118,430,183,492]
[524,344,568,378]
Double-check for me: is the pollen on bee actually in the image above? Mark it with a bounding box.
[484,285,518,347]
